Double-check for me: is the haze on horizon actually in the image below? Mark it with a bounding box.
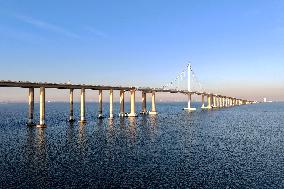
[0,0,283,102]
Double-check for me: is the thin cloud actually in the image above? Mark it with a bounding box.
[84,26,108,38]
[16,15,80,39]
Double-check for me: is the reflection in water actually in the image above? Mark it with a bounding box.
[106,119,115,145]
[149,115,157,127]
[140,115,148,126]
[96,119,104,129]
[24,127,48,188]
[148,115,158,141]
[119,117,126,129]
[78,123,87,153]
[108,118,114,128]
[128,117,137,143]
[24,127,36,176]
[35,128,48,188]
[66,122,75,144]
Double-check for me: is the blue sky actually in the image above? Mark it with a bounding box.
[0,0,284,101]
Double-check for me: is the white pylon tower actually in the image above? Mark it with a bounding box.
[183,63,196,111]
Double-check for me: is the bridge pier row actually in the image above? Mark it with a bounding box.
[69,89,75,122]
[79,88,86,124]
[98,90,104,119]
[201,95,205,109]
[184,93,196,111]
[128,89,137,117]
[37,87,46,128]
[27,88,35,126]
[119,90,125,117]
[141,91,147,114]
[149,91,158,115]
[109,89,114,119]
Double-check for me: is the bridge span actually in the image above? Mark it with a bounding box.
[0,80,254,128]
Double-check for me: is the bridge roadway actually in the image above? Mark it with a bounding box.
[0,80,254,128]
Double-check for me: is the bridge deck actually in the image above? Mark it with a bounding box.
[0,80,195,93]
[0,80,243,100]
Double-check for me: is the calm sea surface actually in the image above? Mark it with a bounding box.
[0,102,284,188]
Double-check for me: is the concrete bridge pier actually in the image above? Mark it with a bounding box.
[184,93,196,111]
[27,88,35,126]
[226,98,228,107]
[201,95,205,109]
[149,91,158,115]
[212,95,217,108]
[224,98,228,107]
[98,90,104,119]
[37,87,46,128]
[109,89,114,119]
[141,91,147,114]
[119,90,125,117]
[69,89,75,122]
[208,95,212,109]
[217,96,220,108]
[203,95,212,109]
[79,88,86,124]
[128,89,137,117]
[219,97,223,108]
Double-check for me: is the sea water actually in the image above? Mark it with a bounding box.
[0,102,284,188]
